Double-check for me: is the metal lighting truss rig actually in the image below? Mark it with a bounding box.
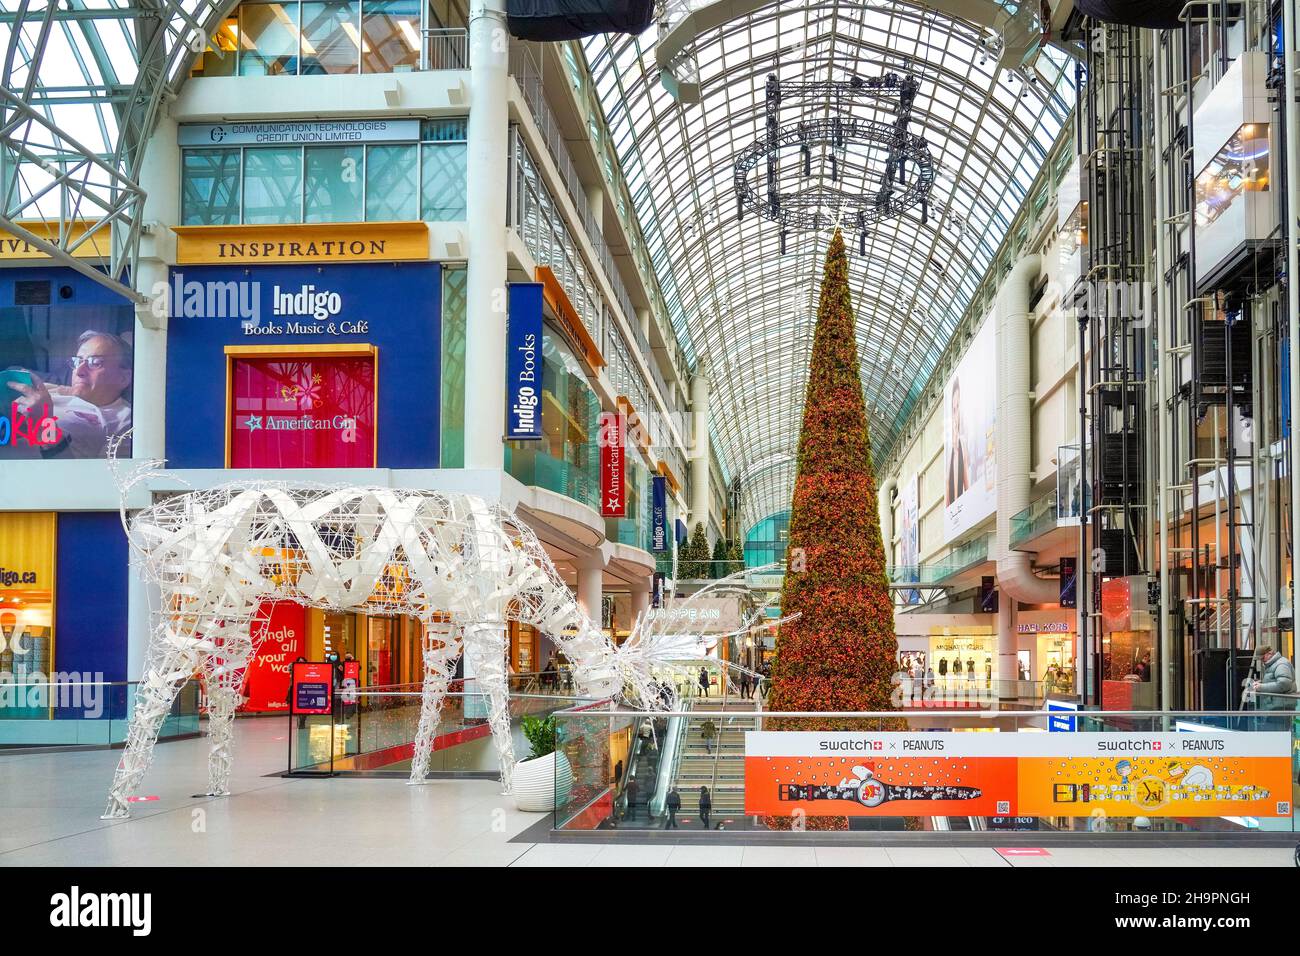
[732,72,937,249]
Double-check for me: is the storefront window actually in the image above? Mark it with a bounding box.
[182,149,241,225]
[238,2,301,76]
[365,144,418,221]
[304,145,364,222]
[422,141,468,220]
[243,146,304,224]
[362,0,421,73]
[505,328,600,511]
[228,352,377,468]
[300,1,361,74]
[440,267,466,468]
[606,456,651,550]
[744,512,789,568]
[0,513,55,719]
[179,121,467,225]
[192,16,240,77]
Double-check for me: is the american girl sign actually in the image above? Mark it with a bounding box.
[599,411,626,517]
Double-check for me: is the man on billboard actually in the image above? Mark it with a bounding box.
[5,329,133,458]
[945,376,972,504]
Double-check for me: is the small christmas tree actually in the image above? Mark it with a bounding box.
[710,537,727,578]
[679,522,710,579]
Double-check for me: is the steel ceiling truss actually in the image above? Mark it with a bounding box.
[0,0,236,303]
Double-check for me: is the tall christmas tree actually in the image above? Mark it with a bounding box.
[768,229,897,716]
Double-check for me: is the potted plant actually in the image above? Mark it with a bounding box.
[512,714,573,812]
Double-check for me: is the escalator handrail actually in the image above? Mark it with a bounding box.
[649,684,695,818]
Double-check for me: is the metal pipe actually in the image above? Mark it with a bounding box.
[1154,31,1175,711]
[1285,0,1300,651]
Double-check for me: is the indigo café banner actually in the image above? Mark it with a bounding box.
[744,731,1293,819]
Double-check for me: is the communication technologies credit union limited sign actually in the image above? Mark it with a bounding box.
[178,119,421,146]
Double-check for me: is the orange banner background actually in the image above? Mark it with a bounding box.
[1016,756,1293,818]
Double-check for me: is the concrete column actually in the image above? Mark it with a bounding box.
[636,308,651,343]
[131,260,168,462]
[584,183,603,234]
[690,374,710,529]
[577,562,604,624]
[998,594,1018,694]
[463,0,509,470]
[133,114,180,462]
[630,584,651,625]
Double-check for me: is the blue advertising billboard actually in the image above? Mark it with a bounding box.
[506,283,543,440]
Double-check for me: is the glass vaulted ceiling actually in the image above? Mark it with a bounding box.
[584,0,1075,532]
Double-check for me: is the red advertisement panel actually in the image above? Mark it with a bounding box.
[240,601,306,713]
[599,411,625,517]
[291,662,334,715]
[230,355,375,468]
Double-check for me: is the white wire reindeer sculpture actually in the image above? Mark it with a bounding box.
[101,444,767,819]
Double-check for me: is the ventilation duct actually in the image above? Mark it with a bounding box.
[995,254,1060,607]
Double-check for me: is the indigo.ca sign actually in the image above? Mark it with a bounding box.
[506,283,544,440]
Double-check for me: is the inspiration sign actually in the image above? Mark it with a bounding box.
[599,411,625,517]
[506,283,544,440]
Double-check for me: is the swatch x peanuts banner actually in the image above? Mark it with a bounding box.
[744,732,1294,819]
[745,732,1018,817]
[1016,732,1293,818]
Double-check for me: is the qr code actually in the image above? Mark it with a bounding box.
[996,801,1010,814]
[1278,801,1291,816]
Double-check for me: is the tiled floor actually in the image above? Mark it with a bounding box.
[0,721,1294,867]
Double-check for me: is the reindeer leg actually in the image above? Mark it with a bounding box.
[408,621,460,784]
[103,606,204,818]
[463,621,516,794]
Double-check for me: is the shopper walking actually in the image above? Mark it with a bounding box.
[700,719,717,755]
[739,670,752,699]
[665,788,681,829]
[698,785,712,830]
[698,665,710,697]
[623,777,638,822]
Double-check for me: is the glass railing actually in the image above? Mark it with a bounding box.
[0,680,200,747]
[288,678,595,775]
[890,672,1052,708]
[195,12,469,77]
[1248,691,1300,713]
[553,707,1300,834]
[1009,490,1084,547]
[888,533,994,586]
[505,443,599,513]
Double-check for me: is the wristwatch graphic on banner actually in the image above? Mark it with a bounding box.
[777,766,982,807]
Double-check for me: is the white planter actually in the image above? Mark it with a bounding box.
[512,749,572,812]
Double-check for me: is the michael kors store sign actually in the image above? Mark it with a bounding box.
[179,119,420,146]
